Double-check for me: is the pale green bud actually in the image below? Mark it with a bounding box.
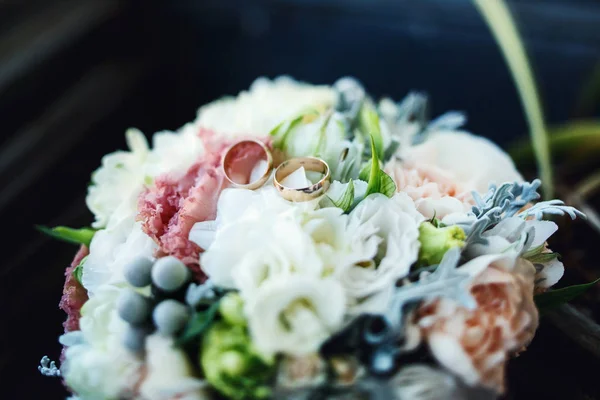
[418,222,466,266]
[219,293,246,326]
[201,322,274,400]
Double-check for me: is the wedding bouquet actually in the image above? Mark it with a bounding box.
[39,77,584,400]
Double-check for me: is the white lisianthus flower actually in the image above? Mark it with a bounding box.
[195,76,336,138]
[341,193,424,310]
[140,334,210,400]
[247,276,346,357]
[145,122,206,180]
[87,124,205,229]
[60,285,141,400]
[192,186,356,301]
[86,128,149,229]
[82,219,157,295]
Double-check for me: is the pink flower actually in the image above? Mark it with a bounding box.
[416,258,538,393]
[137,128,272,280]
[385,160,472,219]
[60,245,89,333]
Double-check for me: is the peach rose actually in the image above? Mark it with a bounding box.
[385,131,524,219]
[416,258,538,393]
[385,159,473,219]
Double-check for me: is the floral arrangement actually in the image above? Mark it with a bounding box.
[40,77,585,400]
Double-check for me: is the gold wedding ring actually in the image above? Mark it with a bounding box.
[222,140,273,190]
[274,157,331,202]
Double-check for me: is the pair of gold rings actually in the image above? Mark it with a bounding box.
[222,140,331,202]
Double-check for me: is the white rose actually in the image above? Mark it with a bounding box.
[405,131,523,195]
[340,193,424,308]
[247,276,346,357]
[82,220,157,295]
[192,186,354,299]
[195,76,336,138]
[86,128,148,229]
[140,334,210,400]
[86,124,205,229]
[145,122,205,180]
[61,285,141,400]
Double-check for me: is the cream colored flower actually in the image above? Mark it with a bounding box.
[192,186,356,300]
[86,124,205,229]
[385,159,472,219]
[82,220,157,295]
[140,334,210,400]
[416,258,538,393]
[385,131,523,219]
[60,285,142,400]
[340,193,423,308]
[195,76,336,138]
[86,128,149,229]
[246,276,346,357]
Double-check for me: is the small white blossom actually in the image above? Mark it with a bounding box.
[140,334,210,400]
[82,220,156,295]
[246,276,346,357]
[195,76,336,138]
[60,285,142,400]
[340,193,424,310]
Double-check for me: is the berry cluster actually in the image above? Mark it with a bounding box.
[118,256,193,352]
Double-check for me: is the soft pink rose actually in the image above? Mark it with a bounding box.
[386,131,523,219]
[416,258,538,393]
[385,159,473,219]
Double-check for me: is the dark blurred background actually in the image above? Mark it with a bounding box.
[1,0,599,398]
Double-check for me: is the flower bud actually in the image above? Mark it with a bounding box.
[201,322,274,400]
[418,222,466,266]
[219,293,246,326]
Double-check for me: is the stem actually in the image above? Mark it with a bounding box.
[474,0,553,198]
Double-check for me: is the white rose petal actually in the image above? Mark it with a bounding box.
[247,276,346,357]
[195,76,336,138]
[140,334,209,400]
[341,193,423,305]
[406,131,523,194]
[61,285,142,400]
[82,220,157,295]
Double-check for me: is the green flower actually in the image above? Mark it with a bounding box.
[219,293,246,326]
[201,321,274,400]
[418,222,466,266]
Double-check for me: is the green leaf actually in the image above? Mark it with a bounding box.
[522,243,560,263]
[474,0,553,198]
[329,180,355,213]
[36,225,97,247]
[358,103,384,160]
[364,136,396,198]
[379,172,396,198]
[176,301,221,346]
[358,162,371,182]
[510,120,600,165]
[71,256,87,285]
[366,136,382,196]
[527,252,559,264]
[534,278,600,313]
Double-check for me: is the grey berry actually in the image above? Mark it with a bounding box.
[123,325,152,352]
[153,299,189,336]
[117,289,151,325]
[151,256,189,292]
[124,256,154,287]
